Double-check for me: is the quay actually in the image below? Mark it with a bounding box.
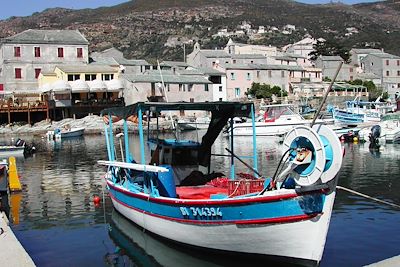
[0,212,36,267]
[365,255,400,267]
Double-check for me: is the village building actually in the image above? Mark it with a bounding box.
[314,56,355,82]
[361,52,400,99]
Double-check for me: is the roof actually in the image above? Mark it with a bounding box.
[351,48,382,54]
[221,63,303,71]
[56,65,117,73]
[1,29,89,45]
[367,52,400,59]
[274,56,297,62]
[195,67,224,75]
[101,101,253,118]
[200,50,231,58]
[160,61,190,68]
[231,54,266,59]
[319,56,343,61]
[122,73,211,84]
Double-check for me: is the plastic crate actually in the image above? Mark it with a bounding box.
[228,179,265,197]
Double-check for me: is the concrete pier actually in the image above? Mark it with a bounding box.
[365,255,400,267]
[0,212,36,267]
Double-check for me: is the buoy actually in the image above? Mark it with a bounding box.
[93,195,101,204]
[353,136,358,142]
[8,156,22,191]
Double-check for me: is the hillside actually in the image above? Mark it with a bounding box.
[1,0,400,61]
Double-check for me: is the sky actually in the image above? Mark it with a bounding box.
[0,0,383,20]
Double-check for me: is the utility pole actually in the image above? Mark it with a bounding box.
[183,43,186,63]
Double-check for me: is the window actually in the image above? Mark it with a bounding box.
[85,74,96,81]
[77,48,83,58]
[57,48,64,58]
[204,84,209,91]
[246,73,251,80]
[230,72,236,80]
[350,76,353,81]
[219,86,223,92]
[179,84,183,91]
[386,60,389,66]
[233,60,236,64]
[68,74,80,81]
[34,47,41,57]
[268,70,272,78]
[187,84,193,92]
[350,68,353,73]
[34,68,41,79]
[14,47,21,57]
[235,87,240,97]
[15,68,22,79]
[397,60,400,66]
[190,98,194,103]
[219,97,223,101]
[386,70,390,76]
[398,71,400,76]
[257,71,260,78]
[250,61,254,64]
[102,74,114,81]
[281,71,285,78]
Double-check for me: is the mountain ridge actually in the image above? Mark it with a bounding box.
[1,0,399,61]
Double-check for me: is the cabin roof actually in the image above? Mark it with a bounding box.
[101,101,253,119]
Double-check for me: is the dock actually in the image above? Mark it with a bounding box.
[365,255,400,267]
[0,212,36,267]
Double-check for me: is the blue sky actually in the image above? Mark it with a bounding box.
[0,0,382,20]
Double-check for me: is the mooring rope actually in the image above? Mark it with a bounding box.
[337,186,400,209]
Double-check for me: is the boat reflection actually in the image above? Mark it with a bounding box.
[108,209,300,267]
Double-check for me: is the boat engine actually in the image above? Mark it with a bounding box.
[369,125,381,144]
[277,125,343,187]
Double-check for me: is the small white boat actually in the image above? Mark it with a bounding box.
[0,146,25,157]
[358,119,400,143]
[227,104,329,136]
[46,127,85,141]
[177,117,211,131]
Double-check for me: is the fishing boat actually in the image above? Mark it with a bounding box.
[46,126,85,141]
[99,101,343,266]
[332,97,396,126]
[226,104,330,136]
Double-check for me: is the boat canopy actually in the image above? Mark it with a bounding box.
[101,101,254,167]
[101,101,253,119]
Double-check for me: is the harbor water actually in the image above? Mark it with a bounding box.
[2,132,400,267]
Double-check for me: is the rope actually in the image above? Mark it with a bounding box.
[228,179,243,198]
[337,186,400,209]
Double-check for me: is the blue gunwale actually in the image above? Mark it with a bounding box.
[107,180,326,224]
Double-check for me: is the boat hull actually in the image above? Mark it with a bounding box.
[60,128,85,138]
[0,146,25,157]
[107,180,336,265]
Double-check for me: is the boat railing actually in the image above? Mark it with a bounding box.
[98,160,169,173]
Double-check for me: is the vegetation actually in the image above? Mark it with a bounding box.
[347,79,387,101]
[246,83,287,100]
[309,40,350,62]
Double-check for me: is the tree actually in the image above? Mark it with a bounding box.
[246,83,286,100]
[309,39,350,63]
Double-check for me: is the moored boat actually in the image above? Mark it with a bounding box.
[99,101,343,266]
[46,126,85,140]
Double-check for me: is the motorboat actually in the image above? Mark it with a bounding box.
[99,101,343,266]
[46,126,85,141]
[358,117,400,144]
[226,104,329,136]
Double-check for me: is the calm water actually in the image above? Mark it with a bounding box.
[2,133,400,267]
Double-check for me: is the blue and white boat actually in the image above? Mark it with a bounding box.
[99,101,343,266]
[333,98,395,126]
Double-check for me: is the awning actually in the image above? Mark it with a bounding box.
[105,79,124,92]
[88,79,107,92]
[70,79,89,93]
[52,80,72,93]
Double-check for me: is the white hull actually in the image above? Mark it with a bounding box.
[111,190,336,265]
[60,127,85,138]
[0,146,25,156]
[230,120,329,136]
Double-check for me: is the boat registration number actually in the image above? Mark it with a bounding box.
[180,207,222,218]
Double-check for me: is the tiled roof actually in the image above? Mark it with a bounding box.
[200,50,231,58]
[1,29,89,45]
[319,56,343,61]
[351,48,382,54]
[231,54,266,59]
[221,63,303,71]
[123,74,211,84]
[56,65,118,73]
